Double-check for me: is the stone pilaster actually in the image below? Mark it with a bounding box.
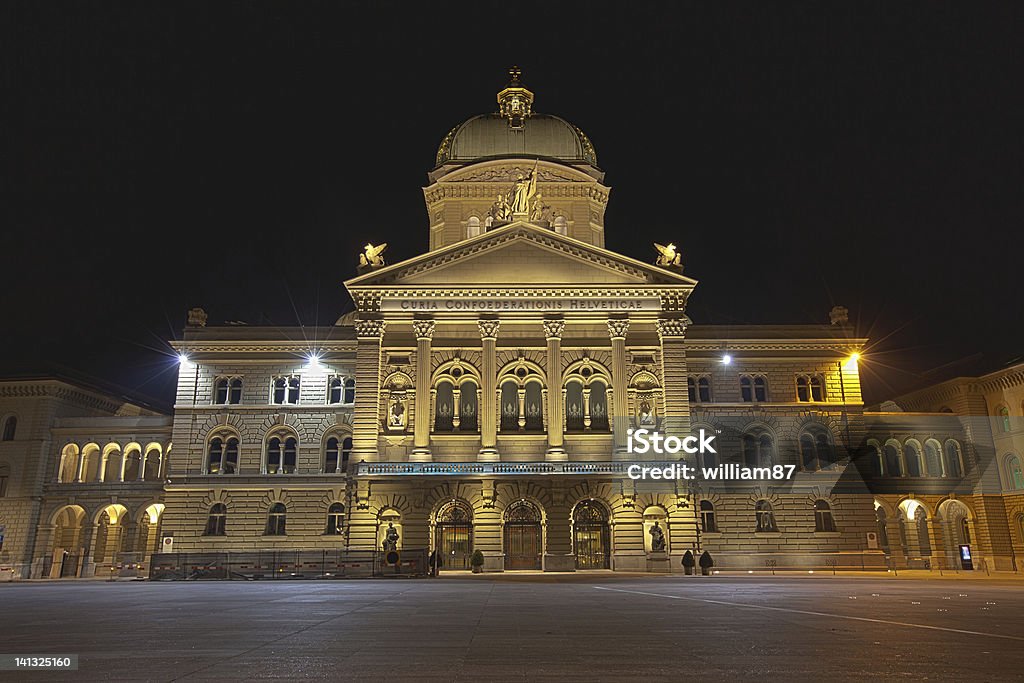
[352,319,386,462]
[657,318,691,440]
[607,318,630,455]
[478,319,500,460]
[543,319,566,460]
[411,319,435,462]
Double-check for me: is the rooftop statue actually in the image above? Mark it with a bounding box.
[359,243,388,269]
[654,243,682,268]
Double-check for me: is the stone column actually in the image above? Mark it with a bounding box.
[543,319,566,460]
[352,319,387,462]
[607,318,630,455]
[656,319,692,442]
[411,319,435,462]
[478,319,500,461]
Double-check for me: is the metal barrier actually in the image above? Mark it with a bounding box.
[149,549,429,580]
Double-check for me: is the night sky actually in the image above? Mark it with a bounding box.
[3,2,1021,409]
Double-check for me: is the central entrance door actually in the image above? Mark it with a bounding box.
[435,500,473,571]
[573,500,611,570]
[504,500,542,570]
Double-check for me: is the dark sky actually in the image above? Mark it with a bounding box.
[3,1,1021,408]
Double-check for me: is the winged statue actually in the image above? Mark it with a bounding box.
[654,243,682,267]
[359,243,388,268]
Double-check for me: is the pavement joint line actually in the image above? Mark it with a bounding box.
[592,586,1024,643]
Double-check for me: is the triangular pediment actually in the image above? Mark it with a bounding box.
[345,222,697,289]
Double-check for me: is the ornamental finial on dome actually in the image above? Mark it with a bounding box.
[497,66,534,129]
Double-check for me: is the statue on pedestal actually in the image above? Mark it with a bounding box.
[649,522,666,552]
[382,523,399,552]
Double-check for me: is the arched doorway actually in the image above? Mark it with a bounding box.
[93,504,130,571]
[938,499,973,569]
[51,505,86,578]
[573,500,610,569]
[435,500,473,570]
[504,500,542,570]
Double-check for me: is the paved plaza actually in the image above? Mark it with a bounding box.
[1,575,1023,681]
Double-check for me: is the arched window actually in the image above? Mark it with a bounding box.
[0,463,9,497]
[698,377,711,402]
[904,442,922,477]
[2,416,16,441]
[924,441,942,476]
[799,427,836,471]
[500,382,520,431]
[1008,455,1024,490]
[434,382,455,432]
[796,375,825,402]
[589,383,609,431]
[266,436,297,474]
[867,442,884,477]
[328,376,343,404]
[324,435,352,473]
[204,503,227,536]
[884,443,903,476]
[740,376,767,402]
[523,383,543,431]
[944,441,963,478]
[755,500,778,532]
[466,216,481,239]
[214,377,242,404]
[999,406,1011,432]
[814,500,837,532]
[687,377,696,402]
[699,500,717,533]
[272,376,300,405]
[206,436,239,475]
[742,433,775,467]
[265,503,287,535]
[343,378,356,404]
[553,215,567,236]
[565,381,583,431]
[325,503,345,535]
[460,381,478,432]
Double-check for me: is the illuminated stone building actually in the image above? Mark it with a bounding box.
[2,71,1022,578]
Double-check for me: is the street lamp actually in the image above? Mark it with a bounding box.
[837,353,860,450]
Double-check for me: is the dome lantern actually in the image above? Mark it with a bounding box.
[497,66,534,129]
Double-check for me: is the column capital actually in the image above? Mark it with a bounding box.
[478,319,501,340]
[354,319,387,339]
[606,318,630,340]
[656,318,688,340]
[412,319,436,340]
[542,319,566,340]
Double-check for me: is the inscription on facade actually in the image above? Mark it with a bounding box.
[381,297,662,312]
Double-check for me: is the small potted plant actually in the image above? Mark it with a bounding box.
[470,550,485,573]
[682,550,695,575]
[699,550,714,576]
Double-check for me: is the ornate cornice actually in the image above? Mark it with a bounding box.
[424,183,608,205]
[683,340,864,353]
[656,319,688,339]
[354,320,387,339]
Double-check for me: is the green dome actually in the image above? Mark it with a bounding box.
[435,113,597,167]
